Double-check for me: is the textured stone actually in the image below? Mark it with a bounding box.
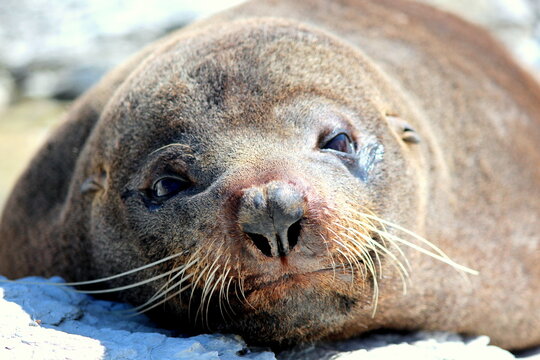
[0,0,244,99]
[1,0,540,99]
[0,276,275,360]
[1,276,540,360]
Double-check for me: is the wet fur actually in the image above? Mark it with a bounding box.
[1,0,540,350]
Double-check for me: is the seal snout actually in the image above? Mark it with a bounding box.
[238,181,304,257]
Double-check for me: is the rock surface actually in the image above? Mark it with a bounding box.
[0,276,275,360]
[1,276,539,360]
[0,0,540,100]
[0,0,244,99]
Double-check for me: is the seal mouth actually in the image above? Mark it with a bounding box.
[244,266,351,293]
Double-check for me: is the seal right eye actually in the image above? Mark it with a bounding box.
[152,177,190,199]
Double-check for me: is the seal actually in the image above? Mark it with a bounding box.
[1,0,540,350]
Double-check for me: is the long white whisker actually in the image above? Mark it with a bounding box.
[128,283,193,316]
[336,221,410,293]
[333,232,379,315]
[224,270,237,316]
[347,210,478,275]
[196,264,221,326]
[369,224,477,274]
[189,242,222,322]
[218,264,231,321]
[319,232,337,281]
[336,229,376,281]
[187,241,217,318]
[0,252,187,287]
[237,270,255,310]
[76,265,186,294]
[334,247,357,284]
[118,272,195,314]
[358,212,478,274]
[143,257,199,305]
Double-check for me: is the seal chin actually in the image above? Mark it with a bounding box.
[221,269,361,348]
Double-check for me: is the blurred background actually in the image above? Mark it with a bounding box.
[1,0,540,208]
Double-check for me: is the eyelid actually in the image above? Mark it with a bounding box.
[318,128,351,148]
[139,151,193,191]
[151,175,190,189]
[319,130,356,154]
[150,175,192,200]
[150,143,193,156]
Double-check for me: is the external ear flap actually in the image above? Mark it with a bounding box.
[386,114,421,144]
[81,170,107,194]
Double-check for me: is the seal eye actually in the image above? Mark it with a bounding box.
[152,177,190,199]
[322,133,353,153]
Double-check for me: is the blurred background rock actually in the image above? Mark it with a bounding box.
[1,0,540,207]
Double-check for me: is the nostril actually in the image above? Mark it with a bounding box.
[245,219,303,257]
[239,182,305,257]
[246,232,273,257]
[287,219,302,250]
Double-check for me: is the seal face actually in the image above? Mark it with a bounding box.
[2,0,540,350]
[81,24,413,345]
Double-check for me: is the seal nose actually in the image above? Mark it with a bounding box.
[238,182,304,257]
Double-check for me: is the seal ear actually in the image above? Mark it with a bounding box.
[81,170,107,194]
[386,114,421,144]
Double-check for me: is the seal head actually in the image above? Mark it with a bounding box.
[68,19,423,345]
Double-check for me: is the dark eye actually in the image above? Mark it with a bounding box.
[152,177,190,199]
[321,133,354,153]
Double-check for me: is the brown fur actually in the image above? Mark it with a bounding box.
[1,0,540,350]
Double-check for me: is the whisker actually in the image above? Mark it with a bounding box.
[328,223,373,278]
[0,251,187,287]
[149,143,193,156]
[335,248,356,282]
[128,283,193,317]
[187,241,218,319]
[142,256,199,306]
[347,210,478,275]
[237,270,255,310]
[190,243,222,323]
[218,264,232,321]
[224,271,237,316]
[328,227,357,275]
[118,272,195,314]
[364,221,477,275]
[339,230,377,281]
[124,252,202,315]
[336,221,410,294]
[371,217,406,264]
[204,256,232,326]
[361,214,478,275]
[337,235,379,315]
[364,238,409,294]
[323,219,380,314]
[359,214,413,274]
[76,265,186,294]
[197,263,221,326]
[319,232,337,281]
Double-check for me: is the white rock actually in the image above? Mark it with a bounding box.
[0,276,275,360]
[2,276,540,360]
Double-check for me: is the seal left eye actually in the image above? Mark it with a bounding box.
[152,177,190,198]
[322,133,354,154]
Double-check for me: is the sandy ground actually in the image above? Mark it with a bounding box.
[0,100,69,211]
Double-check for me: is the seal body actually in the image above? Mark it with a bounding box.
[1,0,540,350]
